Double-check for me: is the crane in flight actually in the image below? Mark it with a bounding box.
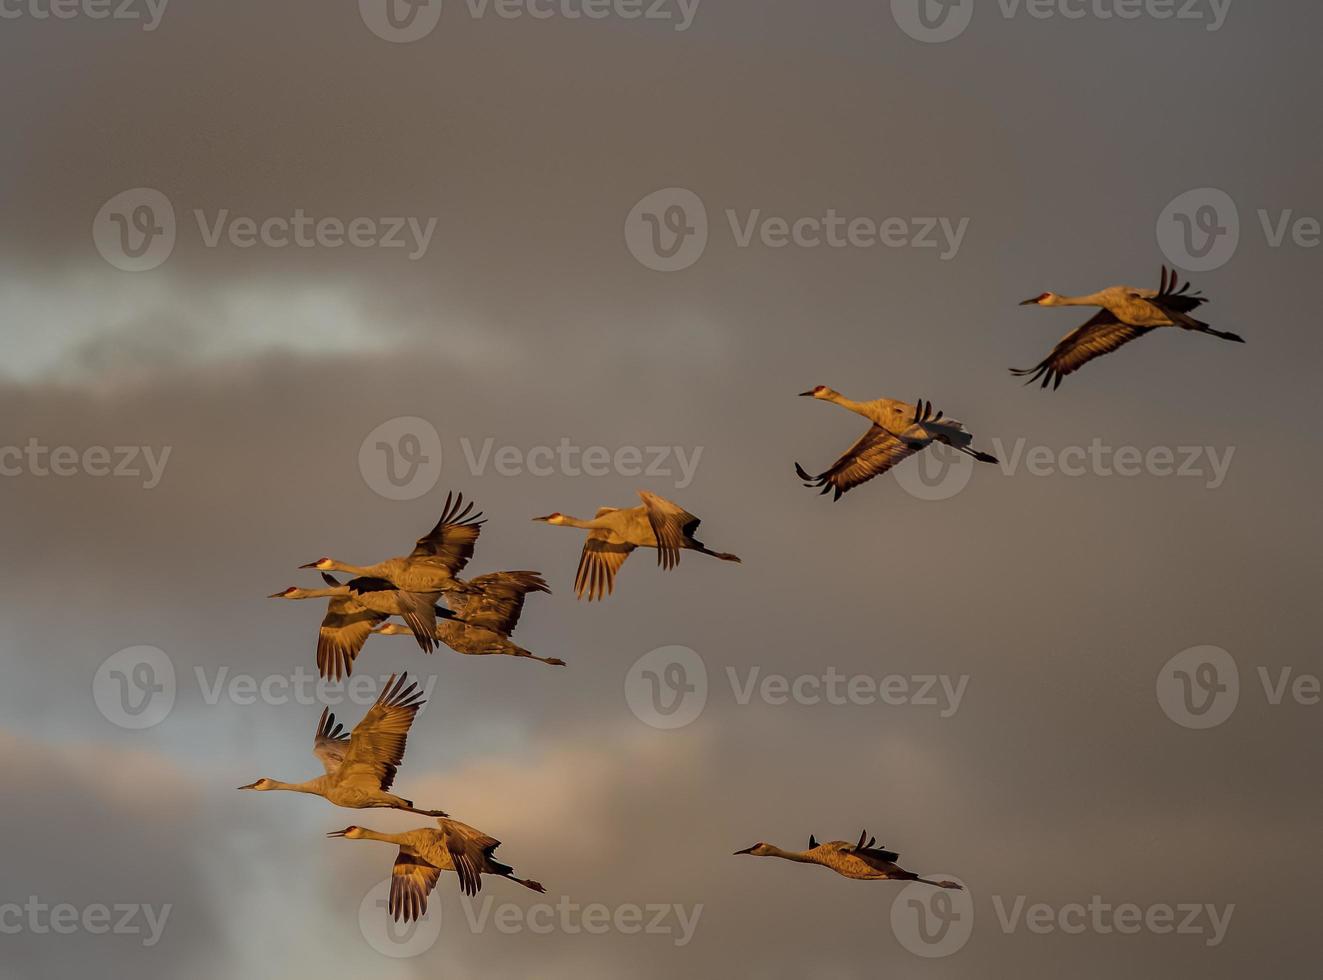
[238,673,447,817]
[1013,265,1245,390]
[735,830,962,888]
[268,573,457,681]
[373,571,565,667]
[300,492,486,597]
[534,490,740,601]
[328,818,545,922]
[795,388,997,501]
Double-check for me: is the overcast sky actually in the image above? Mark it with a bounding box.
[1,2,1318,977]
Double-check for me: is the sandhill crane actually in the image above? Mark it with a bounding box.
[328,818,545,922]
[373,571,565,667]
[795,388,998,501]
[735,830,962,888]
[534,490,740,601]
[1013,265,1245,390]
[238,672,447,817]
[300,492,485,597]
[269,574,457,681]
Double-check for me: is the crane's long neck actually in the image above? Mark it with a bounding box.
[1048,292,1107,307]
[327,559,378,576]
[824,392,872,416]
[268,778,324,795]
[559,515,611,530]
[290,587,345,600]
[767,845,813,863]
[355,828,409,846]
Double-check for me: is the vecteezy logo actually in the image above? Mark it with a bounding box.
[1157,188,1241,273]
[624,645,708,729]
[890,877,973,958]
[358,417,443,501]
[891,0,973,43]
[93,646,176,729]
[92,188,177,272]
[624,188,709,273]
[1156,645,1240,730]
[893,443,974,502]
[359,0,443,42]
[358,878,442,958]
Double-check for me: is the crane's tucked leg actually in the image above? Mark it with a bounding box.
[910,876,963,889]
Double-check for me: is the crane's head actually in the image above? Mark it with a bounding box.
[299,557,336,570]
[533,513,568,525]
[733,842,775,857]
[327,826,368,839]
[798,386,837,400]
[1020,292,1059,307]
[237,778,277,791]
[267,586,302,599]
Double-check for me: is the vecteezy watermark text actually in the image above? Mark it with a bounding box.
[358,0,700,43]
[358,880,702,958]
[93,645,439,730]
[358,417,704,501]
[625,646,969,729]
[0,898,172,947]
[1157,645,1320,729]
[625,188,969,272]
[0,0,169,30]
[0,440,171,489]
[94,188,437,271]
[891,0,1229,44]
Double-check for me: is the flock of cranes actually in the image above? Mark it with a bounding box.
[245,267,1243,924]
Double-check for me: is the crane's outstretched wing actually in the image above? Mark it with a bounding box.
[335,673,425,792]
[795,424,920,501]
[313,706,351,776]
[390,850,442,922]
[1011,310,1153,390]
[453,572,550,635]
[438,819,502,897]
[347,577,438,653]
[409,491,485,574]
[317,599,387,681]
[574,513,635,601]
[637,490,700,571]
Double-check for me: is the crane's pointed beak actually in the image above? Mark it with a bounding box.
[237,781,260,790]
[267,590,289,599]
[733,845,757,855]
[1019,296,1042,306]
[798,390,817,397]
[326,829,350,838]
[531,515,554,523]
[297,561,320,569]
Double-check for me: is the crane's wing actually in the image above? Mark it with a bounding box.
[438,819,501,897]
[637,490,700,571]
[453,572,550,635]
[1147,264,1209,323]
[317,595,386,682]
[347,577,438,653]
[335,673,425,792]
[312,706,351,776]
[390,850,442,923]
[795,424,920,501]
[574,528,635,602]
[408,491,486,574]
[1011,309,1153,390]
[840,830,901,867]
